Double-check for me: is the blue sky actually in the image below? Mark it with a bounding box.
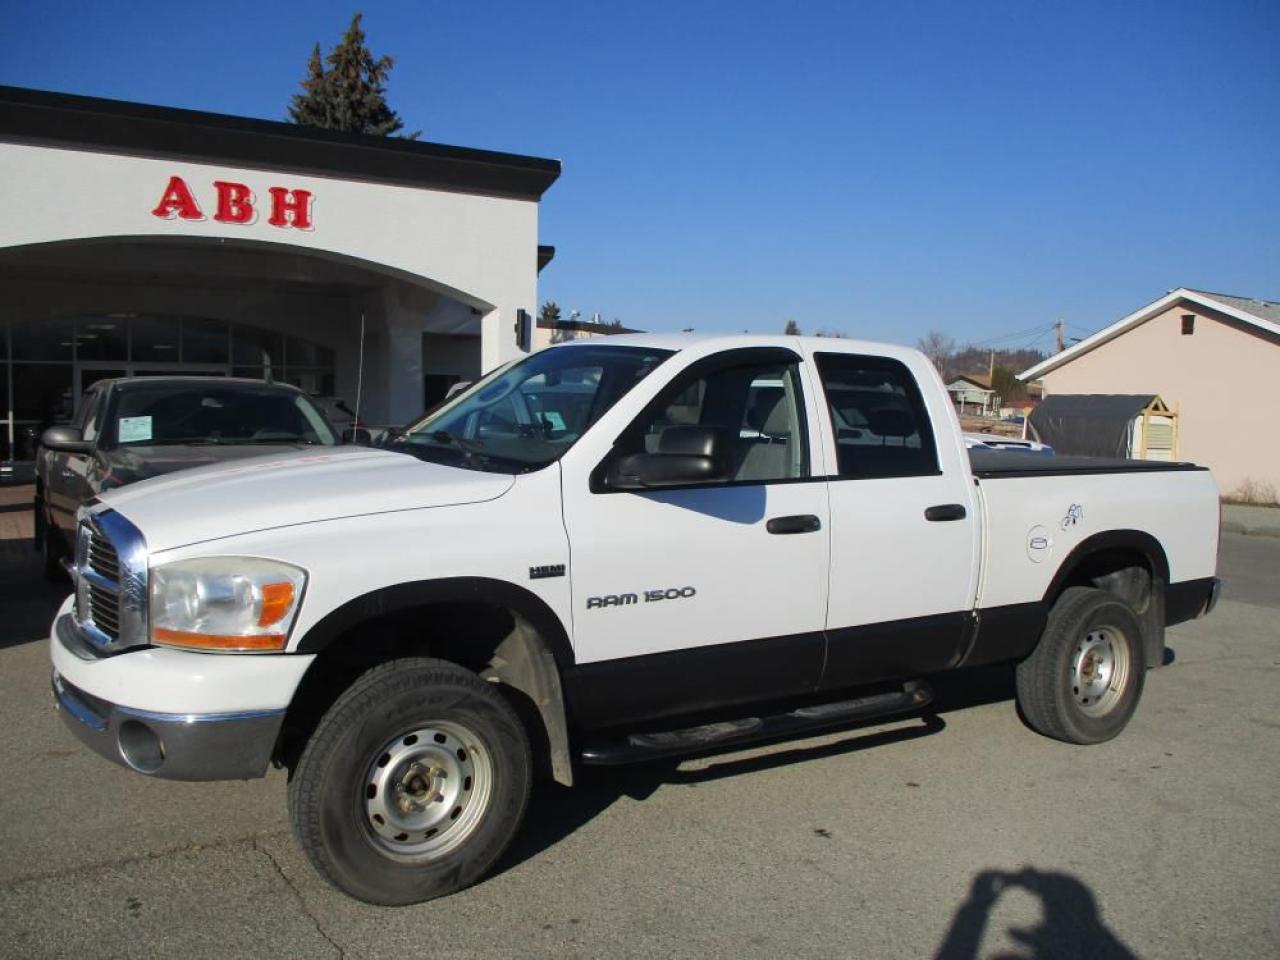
[3,0,1277,351]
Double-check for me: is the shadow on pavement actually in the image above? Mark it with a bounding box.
[0,484,71,648]
[934,867,1136,959]
[0,539,70,650]
[500,663,1040,879]
[500,714,946,877]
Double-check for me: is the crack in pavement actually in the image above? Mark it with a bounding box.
[0,830,291,891]
[254,838,345,960]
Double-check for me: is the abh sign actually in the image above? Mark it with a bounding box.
[150,175,314,230]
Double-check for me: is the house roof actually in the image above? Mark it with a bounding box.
[948,374,994,391]
[1019,287,1280,381]
[1195,289,1280,324]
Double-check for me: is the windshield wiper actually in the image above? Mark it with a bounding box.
[427,431,488,455]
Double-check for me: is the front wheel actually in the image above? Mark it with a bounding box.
[1016,587,1146,744]
[288,657,531,905]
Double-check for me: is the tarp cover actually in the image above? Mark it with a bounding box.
[1027,395,1158,458]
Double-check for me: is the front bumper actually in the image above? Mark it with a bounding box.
[52,670,284,780]
[49,604,313,781]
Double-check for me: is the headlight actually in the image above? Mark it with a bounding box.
[150,557,306,652]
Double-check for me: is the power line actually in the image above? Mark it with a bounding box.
[970,321,1058,348]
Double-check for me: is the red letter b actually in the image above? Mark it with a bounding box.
[213,181,255,224]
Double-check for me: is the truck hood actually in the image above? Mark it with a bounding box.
[102,442,320,487]
[97,446,515,551]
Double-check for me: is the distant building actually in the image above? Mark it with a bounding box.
[946,374,998,417]
[1000,398,1038,419]
[1019,287,1280,499]
[533,315,639,349]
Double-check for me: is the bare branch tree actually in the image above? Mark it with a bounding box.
[916,330,956,377]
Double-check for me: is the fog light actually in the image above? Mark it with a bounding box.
[117,719,164,774]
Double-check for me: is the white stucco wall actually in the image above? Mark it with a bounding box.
[1036,304,1280,498]
[0,142,539,373]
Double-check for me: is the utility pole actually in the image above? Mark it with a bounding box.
[1056,318,1065,353]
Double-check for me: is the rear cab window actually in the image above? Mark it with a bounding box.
[813,353,939,479]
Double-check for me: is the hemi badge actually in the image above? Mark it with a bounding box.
[529,564,565,580]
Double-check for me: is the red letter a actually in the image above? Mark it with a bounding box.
[150,176,204,221]
[213,181,255,224]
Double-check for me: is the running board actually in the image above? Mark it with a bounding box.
[579,680,933,766]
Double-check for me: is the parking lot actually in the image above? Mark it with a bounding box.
[1,482,1276,959]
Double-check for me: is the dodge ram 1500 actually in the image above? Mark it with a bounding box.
[49,334,1221,904]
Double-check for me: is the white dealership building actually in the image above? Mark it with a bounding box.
[0,85,560,461]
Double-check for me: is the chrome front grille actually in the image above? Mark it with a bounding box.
[73,510,148,652]
[87,581,120,637]
[87,532,120,582]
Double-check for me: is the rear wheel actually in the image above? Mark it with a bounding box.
[288,657,532,905]
[1016,587,1146,744]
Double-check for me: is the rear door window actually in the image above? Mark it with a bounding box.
[815,353,939,479]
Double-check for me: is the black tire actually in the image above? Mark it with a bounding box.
[288,657,532,906]
[1016,587,1146,744]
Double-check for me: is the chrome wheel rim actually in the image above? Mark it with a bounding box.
[361,721,494,861]
[1070,627,1130,717]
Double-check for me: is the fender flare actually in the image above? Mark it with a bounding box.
[1041,529,1170,605]
[294,576,574,667]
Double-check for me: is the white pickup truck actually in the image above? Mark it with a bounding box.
[49,334,1221,905]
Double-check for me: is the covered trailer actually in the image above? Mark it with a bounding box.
[1028,395,1178,460]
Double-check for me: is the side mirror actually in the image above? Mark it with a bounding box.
[607,451,725,490]
[606,425,733,490]
[40,426,91,454]
[341,427,373,446]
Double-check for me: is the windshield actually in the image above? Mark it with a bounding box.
[398,344,673,473]
[108,382,338,447]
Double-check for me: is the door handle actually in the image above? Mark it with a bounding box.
[924,504,967,522]
[766,514,822,535]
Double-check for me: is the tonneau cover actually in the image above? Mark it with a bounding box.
[969,449,1205,478]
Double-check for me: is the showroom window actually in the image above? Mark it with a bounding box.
[0,315,336,461]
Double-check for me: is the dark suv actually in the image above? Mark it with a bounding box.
[35,377,339,579]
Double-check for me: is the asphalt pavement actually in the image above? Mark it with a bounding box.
[0,485,1276,959]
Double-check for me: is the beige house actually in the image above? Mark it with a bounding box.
[1019,288,1280,500]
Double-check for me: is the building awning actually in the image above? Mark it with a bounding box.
[0,85,561,201]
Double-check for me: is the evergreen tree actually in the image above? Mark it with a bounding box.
[783,319,801,335]
[538,301,562,325]
[288,13,419,139]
